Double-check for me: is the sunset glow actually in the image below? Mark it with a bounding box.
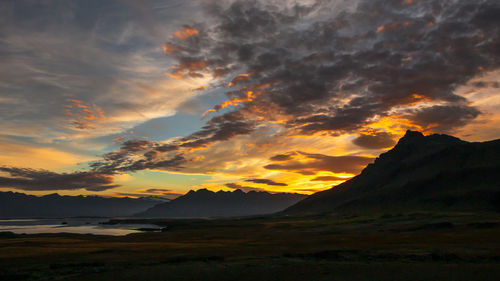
[0,0,499,199]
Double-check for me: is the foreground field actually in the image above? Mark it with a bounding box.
[1,212,500,280]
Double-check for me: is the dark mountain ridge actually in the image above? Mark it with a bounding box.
[136,189,307,218]
[0,191,160,218]
[284,130,500,215]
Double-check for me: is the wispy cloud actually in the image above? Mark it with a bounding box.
[245,178,288,186]
[264,151,373,175]
[0,167,119,192]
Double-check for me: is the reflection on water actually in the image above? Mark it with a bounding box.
[0,218,161,236]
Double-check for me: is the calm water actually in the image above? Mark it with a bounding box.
[0,218,162,236]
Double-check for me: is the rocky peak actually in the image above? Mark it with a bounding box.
[395,130,425,146]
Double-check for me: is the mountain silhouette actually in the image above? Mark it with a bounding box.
[136,189,307,218]
[0,192,162,218]
[284,130,500,215]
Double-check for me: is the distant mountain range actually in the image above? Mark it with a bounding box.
[136,189,307,218]
[0,192,163,218]
[284,130,500,215]
[4,130,497,219]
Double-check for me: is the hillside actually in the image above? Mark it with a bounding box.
[284,130,500,215]
[136,189,307,218]
[0,192,162,218]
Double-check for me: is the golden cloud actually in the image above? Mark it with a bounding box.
[173,26,199,40]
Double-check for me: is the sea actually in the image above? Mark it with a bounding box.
[0,218,162,236]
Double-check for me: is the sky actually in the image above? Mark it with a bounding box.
[0,0,499,198]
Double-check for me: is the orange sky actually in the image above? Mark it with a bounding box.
[0,0,499,198]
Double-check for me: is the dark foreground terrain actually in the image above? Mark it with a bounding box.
[1,212,500,281]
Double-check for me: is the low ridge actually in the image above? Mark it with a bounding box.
[0,192,160,218]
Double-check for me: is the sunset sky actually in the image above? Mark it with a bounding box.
[0,0,499,198]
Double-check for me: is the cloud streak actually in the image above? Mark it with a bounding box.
[264,151,373,175]
[245,178,288,186]
[0,167,120,192]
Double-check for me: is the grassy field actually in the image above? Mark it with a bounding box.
[1,212,500,280]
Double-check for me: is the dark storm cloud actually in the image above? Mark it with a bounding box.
[310,176,348,182]
[409,105,481,132]
[269,152,296,162]
[472,81,500,89]
[178,112,256,149]
[121,140,153,152]
[114,189,182,199]
[33,0,500,178]
[163,0,500,136]
[0,167,119,191]
[244,178,287,186]
[265,151,373,175]
[135,188,183,199]
[225,183,266,192]
[353,132,397,149]
[89,139,154,173]
[144,188,173,193]
[92,151,186,174]
[90,111,256,173]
